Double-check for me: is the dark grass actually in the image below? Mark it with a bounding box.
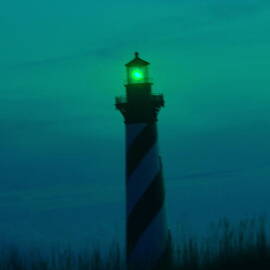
[0,217,270,270]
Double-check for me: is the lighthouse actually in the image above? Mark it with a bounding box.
[115,53,171,270]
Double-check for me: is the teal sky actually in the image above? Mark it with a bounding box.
[1,0,270,253]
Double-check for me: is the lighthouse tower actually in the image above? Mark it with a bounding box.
[115,53,171,270]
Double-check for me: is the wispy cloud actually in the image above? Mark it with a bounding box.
[2,0,270,72]
[0,182,123,211]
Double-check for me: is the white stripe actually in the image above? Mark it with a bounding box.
[127,205,168,270]
[125,123,147,147]
[127,143,159,215]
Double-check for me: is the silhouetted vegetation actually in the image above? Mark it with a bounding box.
[0,217,269,270]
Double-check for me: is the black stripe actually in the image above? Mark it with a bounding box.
[127,123,157,178]
[127,169,165,257]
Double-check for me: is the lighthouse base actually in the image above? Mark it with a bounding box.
[127,229,173,270]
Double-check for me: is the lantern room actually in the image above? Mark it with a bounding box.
[125,52,151,85]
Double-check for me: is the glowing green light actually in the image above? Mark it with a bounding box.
[126,53,150,84]
[131,69,144,81]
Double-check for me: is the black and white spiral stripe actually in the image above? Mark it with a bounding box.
[125,122,169,270]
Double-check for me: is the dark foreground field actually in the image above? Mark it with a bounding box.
[0,217,270,270]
